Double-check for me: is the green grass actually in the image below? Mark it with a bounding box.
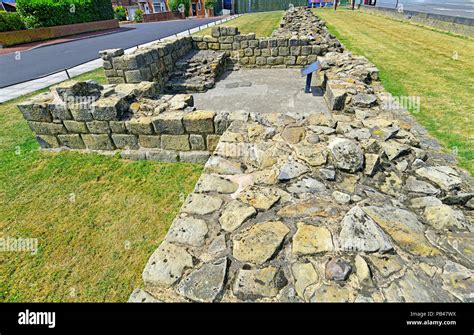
[195,11,283,37]
[314,8,474,174]
[0,68,203,302]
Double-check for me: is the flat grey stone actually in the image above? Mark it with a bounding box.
[404,176,440,195]
[424,205,469,230]
[409,196,442,209]
[332,190,351,204]
[278,159,310,182]
[176,258,227,302]
[233,266,287,301]
[142,242,193,287]
[287,177,327,194]
[195,174,239,194]
[165,216,208,247]
[319,168,336,180]
[219,200,256,232]
[416,166,462,191]
[182,194,223,215]
[339,206,393,253]
[128,289,161,303]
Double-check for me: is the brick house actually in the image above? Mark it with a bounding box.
[189,0,214,18]
[111,0,168,20]
[137,0,168,14]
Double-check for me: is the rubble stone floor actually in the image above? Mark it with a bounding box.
[129,58,473,303]
[193,68,329,118]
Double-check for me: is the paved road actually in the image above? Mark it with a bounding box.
[375,0,474,19]
[0,18,220,88]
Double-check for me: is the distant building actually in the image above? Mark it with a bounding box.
[137,0,168,14]
[111,0,168,20]
[189,0,214,17]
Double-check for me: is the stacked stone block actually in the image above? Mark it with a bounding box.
[192,26,326,68]
[99,36,194,88]
[100,14,344,88]
[18,80,226,164]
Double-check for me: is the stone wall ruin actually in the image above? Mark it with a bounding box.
[17,8,473,303]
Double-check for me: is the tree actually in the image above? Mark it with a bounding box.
[168,0,191,17]
[114,6,127,21]
[134,9,143,23]
[204,0,216,17]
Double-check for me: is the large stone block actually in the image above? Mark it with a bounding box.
[126,118,155,135]
[28,121,66,135]
[285,56,296,65]
[325,80,348,111]
[139,135,161,148]
[146,149,179,163]
[63,120,89,134]
[279,47,290,56]
[17,94,52,122]
[161,135,190,151]
[69,105,93,121]
[112,134,139,150]
[48,101,72,120]
[183,111,215,134]
[296,56,308,65]
[290,46,301,56]
[206,134,220,152]
[91,96,129,121]
[57,134,86,149]
[36,135,59,148]
[211,26,220,38]
[189,134,206,150]
[179,151,210,164]
[124,70,143,83]
[86,121,110,134]
[82,134,115,150]
[152,111,185,134]
[301,46,312,55]
[54,80,102,102]
[256,57,267,66]
[121,150,146,161]
[109,121,128,133]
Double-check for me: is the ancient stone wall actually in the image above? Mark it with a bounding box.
[17,80,232,164]
[127,10,473,303]
[99,37,194,87]
[100,12,343,89]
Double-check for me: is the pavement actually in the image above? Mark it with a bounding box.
[0,16,241,103]
[375,0,474,19]
[193,68,329,117]
[0,27,131,56]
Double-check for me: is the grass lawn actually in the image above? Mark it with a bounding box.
[195,11,283,37]
[314,8,473,174]
[0,68,203,302]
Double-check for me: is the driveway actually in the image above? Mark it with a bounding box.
[0,18,220,88]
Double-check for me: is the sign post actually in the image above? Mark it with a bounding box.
[300,60,321,93]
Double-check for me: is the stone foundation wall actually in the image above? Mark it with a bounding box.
[99,37,194,87]
[127,10,474,303]
[100,11,343,88]
[18,80,233,164]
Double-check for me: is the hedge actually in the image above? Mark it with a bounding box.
[16,0,114,29]
[0,11,26,32]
